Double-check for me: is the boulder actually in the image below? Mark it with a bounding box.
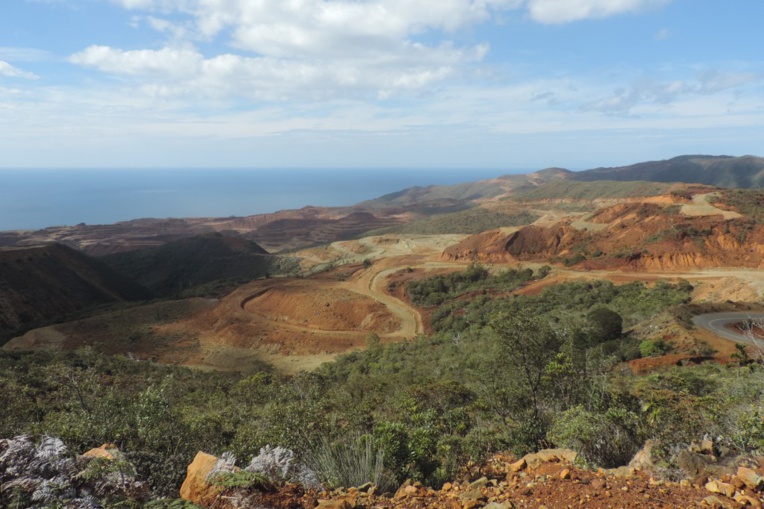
[605,466,637,478]
[737,466,764,491]
[316,499,352,509]
[675,450,715,479]
[80,443,122,462]
[705,480,736,498]
[629,439,658,470]
[180,452,223,507]
[521,449,577,469]
[509,458,527,472]
[703,495,738,509]
[734,493,763,508]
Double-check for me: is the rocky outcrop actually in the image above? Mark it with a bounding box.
[441,229,515,262]
[0,435,148,508]
[180,451,223,506]
[180,447,321,508]
[502,225,584,258]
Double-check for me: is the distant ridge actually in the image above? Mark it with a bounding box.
[362,168,571,208]
[0,244,151,339]
[572,155,764,188]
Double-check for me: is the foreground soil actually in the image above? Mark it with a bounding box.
[193,450,760,509]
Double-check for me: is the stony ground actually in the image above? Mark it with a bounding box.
[185,449,764,509]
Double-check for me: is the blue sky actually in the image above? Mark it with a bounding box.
[1,0,762,170]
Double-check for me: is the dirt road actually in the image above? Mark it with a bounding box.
[692,312,764,344]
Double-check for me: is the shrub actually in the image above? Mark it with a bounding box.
[549,406,641,468]
[304,434,395,492]
[728,406,764,453]
[587,307,623,343]
[208,470,270,490]
[0,435,149,508]
[639,340,671,358]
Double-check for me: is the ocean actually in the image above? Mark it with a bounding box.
[0,168,509,231]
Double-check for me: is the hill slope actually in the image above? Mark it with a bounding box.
[442,194,764,271]
[101,233,297,296]
[0,244,152,339]
[361,168,571,208]
[573,155,764,188]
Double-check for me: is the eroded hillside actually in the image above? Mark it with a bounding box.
[444,192,764,271]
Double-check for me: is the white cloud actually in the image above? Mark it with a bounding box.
[0,61,38,79]
[70,46,202,77]
[84,0,679,103]
[526,0,671,24]
[70,40,487,101]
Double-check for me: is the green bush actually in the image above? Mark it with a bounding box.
[639,340,670,358]
[587,307,623,343]
[549,405,641,468]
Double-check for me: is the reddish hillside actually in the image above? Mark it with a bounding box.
[443,202,764,271]
[0,244,151,339]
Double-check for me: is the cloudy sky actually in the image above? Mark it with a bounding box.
[1,0,762,169]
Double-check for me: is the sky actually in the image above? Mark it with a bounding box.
[1,0,763,170]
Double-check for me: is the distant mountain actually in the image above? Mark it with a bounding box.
[0,244,152,340]
[572,155,764,188]
[101,233,296,296]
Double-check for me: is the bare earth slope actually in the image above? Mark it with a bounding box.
[443,192,764,271]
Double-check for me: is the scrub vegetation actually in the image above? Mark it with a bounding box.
[3,268,764,506]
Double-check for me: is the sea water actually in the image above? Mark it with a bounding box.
[0,168,509,231]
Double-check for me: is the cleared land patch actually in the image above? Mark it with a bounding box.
[243,284,399,333]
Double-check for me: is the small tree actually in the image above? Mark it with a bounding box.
[488,312,564,447]
[587,307,623,344]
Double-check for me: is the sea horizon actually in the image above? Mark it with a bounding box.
[0,168,516,231]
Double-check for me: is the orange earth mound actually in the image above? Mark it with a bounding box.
[242,284,399,333]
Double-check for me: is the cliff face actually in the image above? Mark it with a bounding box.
[442,202,764,271]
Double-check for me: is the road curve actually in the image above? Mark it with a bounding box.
[692,312,764,344]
